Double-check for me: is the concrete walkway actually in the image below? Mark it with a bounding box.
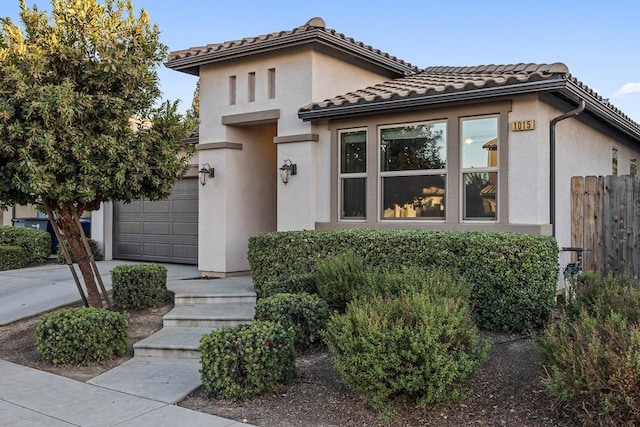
[0,261,257,427]
[0,359,251,426]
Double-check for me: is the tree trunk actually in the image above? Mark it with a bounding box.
[55,210,103,308]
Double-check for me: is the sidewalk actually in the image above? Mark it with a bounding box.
[0,359,252,426]
[0,261,256,427]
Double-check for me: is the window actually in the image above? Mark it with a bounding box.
[461,116,498,220]
[248,72,256,102]
[612,147,618,175]
[340,129,367,219]
[229,75,236,105]
[379,121,447,219]
[268,68,276,99]
[631,158,637,176]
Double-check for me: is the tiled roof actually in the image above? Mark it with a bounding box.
[165,17,418,77]
[299,62,568,112]
[298,62,640,141]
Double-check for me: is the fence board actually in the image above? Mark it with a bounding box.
[572,175,640,279]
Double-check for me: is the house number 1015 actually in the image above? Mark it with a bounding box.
[511,120,536,131]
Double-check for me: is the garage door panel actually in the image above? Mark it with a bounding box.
[172,202,197,213]
[118,221,141,234]
[113,179,198,265]
[173,222,198,236]
[118,201,141,213]
[143,221,171,235]
[143,201,170,214]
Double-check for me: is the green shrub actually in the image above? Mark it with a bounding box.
[258,272,318,298]
[315,250,367,311]
[323,292,489,418]
[57,238,103,263]
[111,263,168,309]
[35,307,128,365]
[248,229,558,333]
[255,293,330,350]
[200,320,296,400]
[0,244,27,270]
[359,266,471,302]
[0,225,51,265]
[536,309,640,425]
[565,272,640,324]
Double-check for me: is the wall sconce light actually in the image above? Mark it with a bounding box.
[199,163,214,186]
[279,159,297,185]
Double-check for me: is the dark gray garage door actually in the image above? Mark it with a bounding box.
[113,179,198,264]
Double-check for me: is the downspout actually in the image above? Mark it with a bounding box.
[550,99,586,237]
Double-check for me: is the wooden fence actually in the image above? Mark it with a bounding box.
[570,175,640,279]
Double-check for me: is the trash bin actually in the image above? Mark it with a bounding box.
[11,217,90,254]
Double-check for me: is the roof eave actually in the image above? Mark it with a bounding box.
[298,79,567,121]
[165,29,417,77]
[561,81,640,141]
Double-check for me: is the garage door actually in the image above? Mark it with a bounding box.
[113,179,198,264]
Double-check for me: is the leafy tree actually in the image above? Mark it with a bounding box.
[0,0,196,307]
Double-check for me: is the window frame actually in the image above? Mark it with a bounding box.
[338,127,368,221]
[459,115,500,222]
[377,120,448,221]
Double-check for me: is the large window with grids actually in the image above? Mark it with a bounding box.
[379,121,447,219]
[339,129,367,219]
[461,116,499,220]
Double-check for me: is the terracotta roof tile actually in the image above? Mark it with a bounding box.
[166,18,418,75]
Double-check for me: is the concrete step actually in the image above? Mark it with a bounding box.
[163,303,255,328]
[134,327,214,359]
[88,357,201,404]
[170,277,256,305]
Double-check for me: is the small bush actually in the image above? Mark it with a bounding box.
[359,266,471,302]
[200,320,296,400]
[536,309,640,425]
[0,225,51,265]
[255,293,330,350]
[258,272,318,298]
[57,238,103,263]
[565,272,640,324]
[35,307,128,365]
[315,250,367,311]
[111,263,168,309]
[0,245,27,270]
[323,292,489,417]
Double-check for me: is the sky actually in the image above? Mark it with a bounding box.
[2,0,639,124]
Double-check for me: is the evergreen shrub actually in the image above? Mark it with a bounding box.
[0,225,51,265]
[35,307,128,365]
[323,292,489,418]
[255,293,330,350]
[111,263,167,309]
[200,320,296,400]
[0,244,27,270]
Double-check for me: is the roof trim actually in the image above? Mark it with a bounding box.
[165,20,418,77]
[298,79,567,121]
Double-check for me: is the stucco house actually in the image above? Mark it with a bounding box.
[83,17,640,277]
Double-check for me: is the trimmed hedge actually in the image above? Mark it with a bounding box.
[0,244,27,270]
[248,229,559,333]
[35,307,128,365]
[255,293,330,350]
[111,263,168,309]
[200,320,296,400]
[259,272,318,298]
[57,238,103,263]
[0,225,51,265]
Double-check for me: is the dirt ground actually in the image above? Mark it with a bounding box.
[0,303,578,427]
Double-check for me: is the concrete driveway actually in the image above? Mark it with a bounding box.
[0,261,199,325]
